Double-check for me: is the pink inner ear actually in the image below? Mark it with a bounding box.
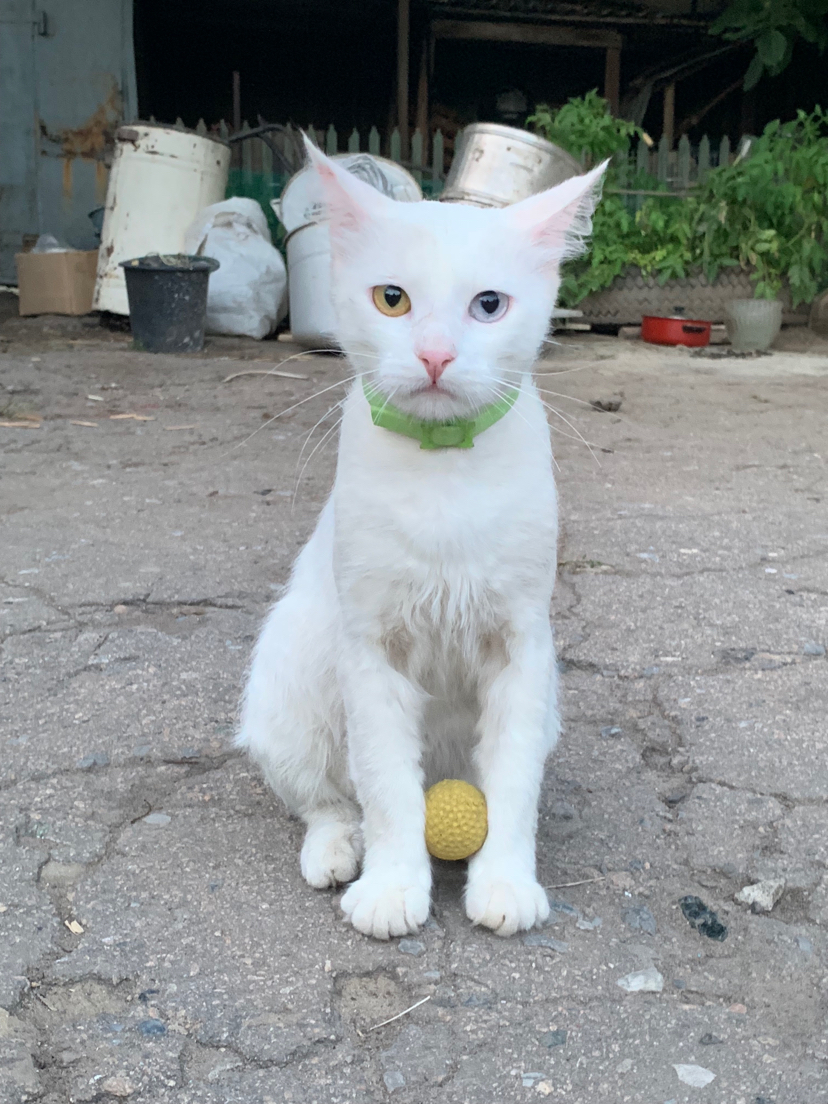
[507,161,608,265]
[302,137,395,242]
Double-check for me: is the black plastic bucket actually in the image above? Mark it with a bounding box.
[120,254,220,353]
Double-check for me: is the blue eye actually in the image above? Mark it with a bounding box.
[469,291,509,322]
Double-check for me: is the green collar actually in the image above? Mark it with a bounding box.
[362,378,519,450]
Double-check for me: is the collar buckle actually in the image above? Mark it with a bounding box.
[421,422,474,449]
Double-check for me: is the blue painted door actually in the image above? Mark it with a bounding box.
[0,0,137,283]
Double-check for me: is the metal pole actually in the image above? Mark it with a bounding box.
[663,82,675,148]
[232,71,241,134]
[397,0,410,158]
[604,47,621,116]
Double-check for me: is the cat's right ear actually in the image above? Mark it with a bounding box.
[302,135,393,252]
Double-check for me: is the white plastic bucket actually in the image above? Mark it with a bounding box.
[93,125,230,315]
[273,154,421,348]
[285,223,338,348]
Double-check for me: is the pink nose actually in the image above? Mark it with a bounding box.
[418,349,456,383]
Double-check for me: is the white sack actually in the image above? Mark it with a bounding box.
[184,198,286,339]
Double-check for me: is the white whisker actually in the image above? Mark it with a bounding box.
[295,397,347,481]
[292,414,344,508]
[482,383,561,471]
[488,381,601,464]
[220,371,373,457]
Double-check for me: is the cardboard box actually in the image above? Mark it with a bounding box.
[15,250,99,316]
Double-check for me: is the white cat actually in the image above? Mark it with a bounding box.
[238,141,606,940]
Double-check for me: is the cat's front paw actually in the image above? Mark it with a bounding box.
[340,866,431,940]
[465,862,550,937]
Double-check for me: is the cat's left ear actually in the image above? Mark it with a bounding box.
[302,135,395,251]
[505,160,608,268]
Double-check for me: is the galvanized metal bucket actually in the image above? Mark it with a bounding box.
[441,123,581,208]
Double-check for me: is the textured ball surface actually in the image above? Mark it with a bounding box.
[425,779,488,861]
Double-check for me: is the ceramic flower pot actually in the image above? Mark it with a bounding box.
[724,298,782,352]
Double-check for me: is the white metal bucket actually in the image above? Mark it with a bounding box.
[273,154,421,348]
[93,125,230,315]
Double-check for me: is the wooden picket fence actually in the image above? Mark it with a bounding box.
[162,116,749,207]
[608,133,746,201]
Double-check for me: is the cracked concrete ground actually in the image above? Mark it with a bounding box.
[1,306,828,1103]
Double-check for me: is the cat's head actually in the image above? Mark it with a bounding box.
[305,140,606,422]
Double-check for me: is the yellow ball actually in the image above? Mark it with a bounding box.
[425,779,488,861]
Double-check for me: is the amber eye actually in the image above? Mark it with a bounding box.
[372,284,411,317]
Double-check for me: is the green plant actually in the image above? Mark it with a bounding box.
[527,90,642,162]
[711,0,828,90]
[529,96,828,307]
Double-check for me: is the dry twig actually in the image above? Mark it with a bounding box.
[544,876,605,890]
[368,995,431,1032]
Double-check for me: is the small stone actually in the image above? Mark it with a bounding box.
[601,725,623,738]
[178,747,200,759]
[523,934,569,952]
[398,939,425,957]
[617,966,663,993]
[39,861,85,887]
[803,642,825,656]
[621,905,657,936]
[736,879,784,912]
[143,813,171,826]
[673,1064,716,1088]
[546,896,580,918]
[590,395,622,412]
[137,1018,166,1037]
[576,916,602,931]
[539,1029,567,1048]
[700,1033,724,1046]
[728,1003,747,1014]
[383,1071,405,1092]
[535,1082,553,1095]
[672,978,686,990]
[679,895,728,940]
[113,604,128,614]
[617,1058,633,1073]
[64,919,84,934]
[100,1076,135,1097]
[795,935,813,956]
[76,752,109,770]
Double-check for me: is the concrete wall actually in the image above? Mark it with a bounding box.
[0,0,137,283]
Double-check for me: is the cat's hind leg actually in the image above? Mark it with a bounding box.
[239,599,362,888]
[238,517,361,889]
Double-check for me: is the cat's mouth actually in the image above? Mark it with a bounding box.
[416,380,452,396]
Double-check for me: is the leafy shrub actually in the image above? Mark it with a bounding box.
[529,94,828,306]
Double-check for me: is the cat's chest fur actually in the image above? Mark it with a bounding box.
[330,382,558,642]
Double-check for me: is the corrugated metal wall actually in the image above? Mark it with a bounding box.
[0,0,137,283]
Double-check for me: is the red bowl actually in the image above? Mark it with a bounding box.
[641,315,711,347]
